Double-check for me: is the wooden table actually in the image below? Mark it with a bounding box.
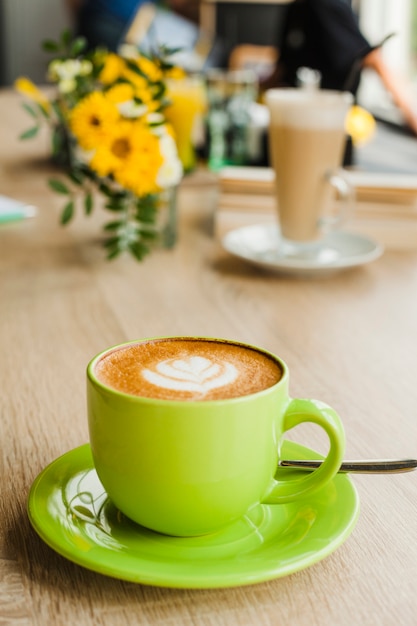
[1,87,417,626]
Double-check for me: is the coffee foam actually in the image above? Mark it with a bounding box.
[266,89,353,130]
[142,356,238,393]
[94,339,282,401]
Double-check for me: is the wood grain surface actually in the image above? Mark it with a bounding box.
[1,88,417,626]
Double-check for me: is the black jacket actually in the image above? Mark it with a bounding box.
[278,0,374,94]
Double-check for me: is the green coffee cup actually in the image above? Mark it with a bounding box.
[87,337,345,537]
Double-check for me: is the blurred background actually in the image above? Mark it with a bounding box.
[2,1,417,104]
[1,0,417,172]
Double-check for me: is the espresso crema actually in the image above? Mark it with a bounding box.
[94,338,282,401]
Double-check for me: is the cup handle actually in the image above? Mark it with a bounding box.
[263,398,345,504]
[319,170,354,232]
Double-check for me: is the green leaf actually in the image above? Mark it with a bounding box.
[84,192,93,215]
[37,103,51,120]
[129,240,150,261]
[103,235,122,249]
[81,167,98,182]
[48,179,70,195]
[98,182,115,197]
[152,82,165,101]
[60,200,75,225]
[42,40,60,53]
[125,59,148,79]
[105,199,125,212]
[52,131,64,158]
[70,37,87,57]
[136,201,157,224]
[19,126,39,140]
[159,45,183,58]
[138,229,157,241]
[68,170,84,186]
[106,246,122,260]
[22,102,38,119]
[149,118,165,128]
[103,220,123,231]
[61,29,72,47]
[138,207,157,222]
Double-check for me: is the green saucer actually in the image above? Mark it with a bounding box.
[28,442,359,588]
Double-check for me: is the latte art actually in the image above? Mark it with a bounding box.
[142,356,238,393]
[94,338,283,401]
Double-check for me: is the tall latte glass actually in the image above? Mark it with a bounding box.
[265,89,353,255]
[87,337,345,537]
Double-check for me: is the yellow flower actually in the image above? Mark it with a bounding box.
[69,92,120,150]
[99,53,126,85]
[105,83,136,105]
[122,67,149,93]
[88,120,132,176]
[14,77,51,114]
[105,82,158,118]
[114,125,163,196]
[90,120,163,196]
[146,98,161,114]
[136,56,163,83]
[118,68,162,112]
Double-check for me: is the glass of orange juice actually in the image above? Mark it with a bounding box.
[165,74,207,173]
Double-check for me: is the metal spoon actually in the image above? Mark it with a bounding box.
[279,459,417,473]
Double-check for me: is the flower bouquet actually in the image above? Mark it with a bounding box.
[15,30,184,260]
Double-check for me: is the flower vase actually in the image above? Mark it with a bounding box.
[104,186,178,260]
[153,186,178,249]
[51,123,74,168]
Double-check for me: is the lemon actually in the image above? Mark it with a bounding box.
[345,105,376,145]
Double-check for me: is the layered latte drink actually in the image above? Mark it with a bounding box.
[265,89,353,243]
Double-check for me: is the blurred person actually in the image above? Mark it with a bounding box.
[66,0,149,50]
[66,0,200,52]
[262,0,417,135]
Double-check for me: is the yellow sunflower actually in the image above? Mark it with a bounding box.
[136,56,163,83]
[90,120,163,196]
[118,67,161,111]
[99,53,126,85]
[69,92,120,150]
[105,83,136,105]
[89,120,134,176]
[115,122,164,196]
[122,67,149,93]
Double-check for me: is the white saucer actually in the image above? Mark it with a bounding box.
[222,224,384,276]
